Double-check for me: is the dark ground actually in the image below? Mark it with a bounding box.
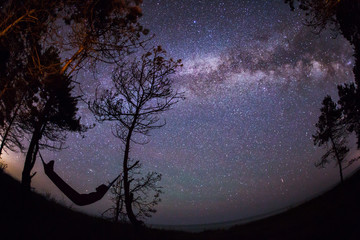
[1,170,360,240]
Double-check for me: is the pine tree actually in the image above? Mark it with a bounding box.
[19,47,84,190]
[313,96,349,184]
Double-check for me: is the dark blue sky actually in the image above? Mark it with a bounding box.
[5,0,358,225]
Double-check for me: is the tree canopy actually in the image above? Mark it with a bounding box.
[313,96,349,183]
[20,46,85,190]
[0,0,148,190]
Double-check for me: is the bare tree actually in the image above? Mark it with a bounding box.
[104,177,127,223]
[103,158,162,223]
[90,46,184,226]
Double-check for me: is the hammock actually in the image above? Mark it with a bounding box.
[39,152,121,206]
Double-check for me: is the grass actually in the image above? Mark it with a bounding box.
[1,170,360,239]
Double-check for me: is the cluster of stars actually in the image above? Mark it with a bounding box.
[4,0,358,226]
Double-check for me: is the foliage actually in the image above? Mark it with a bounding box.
[285,0,360,80]
[19,47,84,146]
[0,0,147,156]
[19,46,85,190]
[285,0,341,33]
[0,0,148,189]
[289,0,360,177]
[313,96,350,183]
[337,83,360,148]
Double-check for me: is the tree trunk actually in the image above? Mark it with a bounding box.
[353,42,360,86]
[330,137,344,184]
[114,178,123,222]
[338,159,344,184]
[123,125,142,227]
[21,125,41,191]
[114,196,120,222]
[0,116,14,156]
[22,99,50,190]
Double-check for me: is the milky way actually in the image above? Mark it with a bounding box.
[5,0,358,225]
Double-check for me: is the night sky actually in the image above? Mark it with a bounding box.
[4,0,359,225]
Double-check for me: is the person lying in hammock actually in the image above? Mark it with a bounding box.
[41,157,120,206]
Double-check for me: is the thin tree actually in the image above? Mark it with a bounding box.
[313,96,349,184]
[90,46,184,226]
[104,177,127,223]
[103,158,162,223]
[0,102,24,156]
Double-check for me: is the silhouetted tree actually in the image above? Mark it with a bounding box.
[0,5,36,145]
[103,159,162,223]
[0,0,147,133]
[0,1,57,158]
[0,0,147,81]
[0,101,24,156]
[19,47,84,191]
[0,0,147,175]
[0,0,146,129]
[313,96,349,184]
[90,46,183,226]
[287,1,360,152]
[285,0,341,31]
[337,83,360,148]
[104,176,127,223]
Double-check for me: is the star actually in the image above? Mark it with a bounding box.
[4,0,357,226]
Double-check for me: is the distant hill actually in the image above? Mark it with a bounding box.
[2,170,360,240]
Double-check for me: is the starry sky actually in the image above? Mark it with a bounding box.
[4,0,359,225]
